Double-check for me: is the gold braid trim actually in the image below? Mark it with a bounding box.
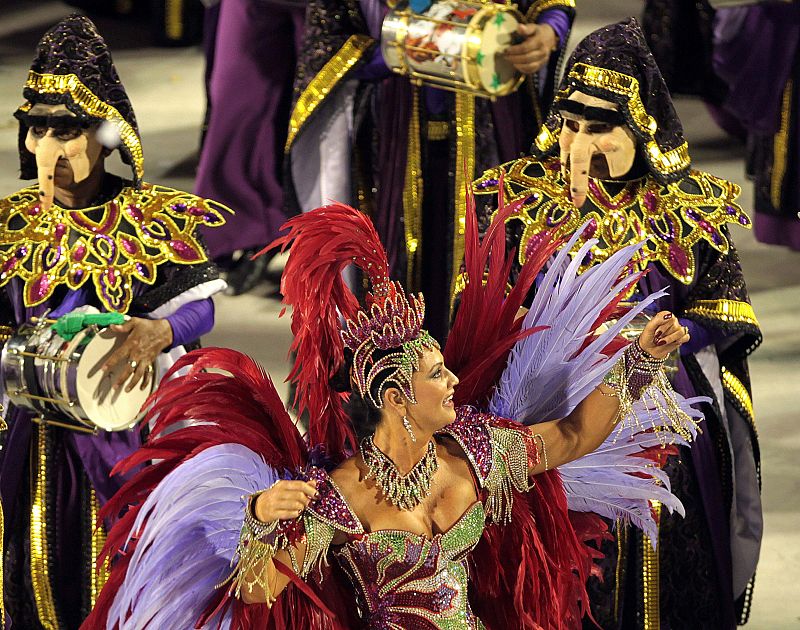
[89,488,109,608]
[452,92,476,309]
[403,86,423,288]
[483,425,538,524]
[526,0,575,21]
[535,63,691,178]
[721,367,756,436]
[286,35,374,151]
[771,79,793,208]
[684,299,760,329]
[30,425,59,630]
[642,501,661,629]
[23,71,144,182]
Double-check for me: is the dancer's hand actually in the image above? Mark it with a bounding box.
[254,480,319,522]
[637,311,689,360]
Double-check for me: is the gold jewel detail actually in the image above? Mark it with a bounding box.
[684,299,760,328]
[473,157,751,285]
[452,92,476,309]
[0,183,229,312]
[534,63,691,179]
[642,501,661,630]
[404,86,423,288]
[483,425,537,523]
[23,71,144,182]
[721,367,756,436]
[771,79,793,208]
[526,0,575,21]
[30,425,59,630]
[89,487,109,608]
[286,35,374,151]
[361,436,438,511]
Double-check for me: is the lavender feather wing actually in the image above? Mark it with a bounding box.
[489,227,707,541]
[106,443,281,630]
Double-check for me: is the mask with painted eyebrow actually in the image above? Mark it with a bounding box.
[555,100,626,126]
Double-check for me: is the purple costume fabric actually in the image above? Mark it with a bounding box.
[195,0,305,258]
[713,3,800,250]
[166,297,214,349]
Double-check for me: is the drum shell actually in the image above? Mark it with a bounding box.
[381,0,524,98]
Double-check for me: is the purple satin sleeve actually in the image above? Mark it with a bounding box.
[164,298,215,348]
[679,317,727,356]
[536,8,570,47]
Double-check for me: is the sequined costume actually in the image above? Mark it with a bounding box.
[287,0,575,339]
[0,16,226,629]
[474,19,762,629]
[84,188,702,630]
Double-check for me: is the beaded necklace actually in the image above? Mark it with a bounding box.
[360,436,438,511]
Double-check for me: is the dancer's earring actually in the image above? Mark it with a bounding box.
[402,415,416,442]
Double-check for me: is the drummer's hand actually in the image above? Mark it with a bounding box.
[637,311,690,360]
[505,23,558,75]
[101,317,173,392]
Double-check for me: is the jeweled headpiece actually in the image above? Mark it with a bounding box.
[342,281,438,408]
[532,18,690,184]
[14,14,143,186]
[266,203,438,460]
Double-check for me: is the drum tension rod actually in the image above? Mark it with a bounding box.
[8,349,70,362]
[13,390,75,407]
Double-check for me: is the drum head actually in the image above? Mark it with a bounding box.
[474,7,520,95]
[74,328,154,431]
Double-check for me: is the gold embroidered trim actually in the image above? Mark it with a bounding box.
[23,71,144,182]
[721,367,756,435]
[613,522,628,623]
[771,79,793,208]
[474,158,750,285]
[452,92,476,309]
[403,86,423,288]
[31,425,59,630]
[165,0,184,41]
[0,183,229,312]
[89,488,109,608]
[642,501,661,630]
[684,299,760,328]
[526,0,575,21]
[534,63,691,178]
[286,35,374,151]
[425,120,450,141]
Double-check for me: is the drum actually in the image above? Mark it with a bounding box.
[1,320,154,432]
[381,0,524,98]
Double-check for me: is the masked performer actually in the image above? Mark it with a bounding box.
[474,19,762,629]
[712,2,800,251]
[287,0,574,340]
[0,15,227,629]
[82,184,702,630]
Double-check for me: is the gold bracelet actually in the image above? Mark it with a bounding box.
[532,433,548,471]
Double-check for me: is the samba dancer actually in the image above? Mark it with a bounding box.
[84,193,701,629]
[287,0,575,340]
[474,19,762,628]
[0,16,226,629]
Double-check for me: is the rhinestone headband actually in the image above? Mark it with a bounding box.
[341,281,439,408]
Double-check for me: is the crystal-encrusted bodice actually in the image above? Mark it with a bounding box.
[289,407,538,629]
[335,501,486,630]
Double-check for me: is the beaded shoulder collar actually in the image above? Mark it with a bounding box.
[474,157,752,285]
[0,182,228,312]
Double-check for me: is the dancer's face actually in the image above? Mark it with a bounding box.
[558,91,637,208]
[23,103,105,211]
[392,346,459,434]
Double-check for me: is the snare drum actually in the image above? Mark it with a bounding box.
[1,320,154,432]
[382,0,524,98]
